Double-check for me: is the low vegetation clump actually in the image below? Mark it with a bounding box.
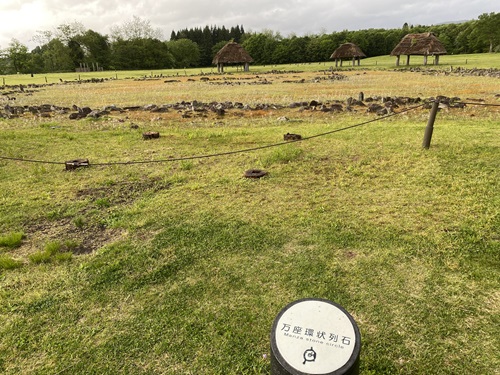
[0,254,23,270]
[28,241,75,264]
[0,231,25,248]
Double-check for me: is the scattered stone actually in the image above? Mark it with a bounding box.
[329,103,344,112]
[0,93,481,121]
[289,102,307,108]
[346,97,365,107]
[142,131,160,140]
[143,104,158,111]
[87,110,109,118]
[405,66,500,78]
[69,112,84,120]
[367,104,384,113]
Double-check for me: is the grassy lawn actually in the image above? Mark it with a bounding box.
[1,52,499,86]
[0,57,499,374]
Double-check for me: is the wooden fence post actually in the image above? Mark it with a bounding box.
[423,101,440,149]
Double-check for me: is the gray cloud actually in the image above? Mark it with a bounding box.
[0,0,497,49]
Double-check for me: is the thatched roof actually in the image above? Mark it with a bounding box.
[391,32,447,56]
[212,42,254,64]
[330,43,366,59]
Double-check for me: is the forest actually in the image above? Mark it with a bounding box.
[0,12,498,74]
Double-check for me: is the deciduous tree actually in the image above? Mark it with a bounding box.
[78,30,111,69]
[112,38,173,70]
[475,12,500,52]
[110,16,163,41]
[167,39,200,68]
[6,39,30,73]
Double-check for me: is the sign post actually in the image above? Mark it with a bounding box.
[270,298,361,375]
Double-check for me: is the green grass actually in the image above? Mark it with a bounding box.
[0,231,24,249]
[0,67,498,374]
[0,254,23,270]
[28,241,74,264]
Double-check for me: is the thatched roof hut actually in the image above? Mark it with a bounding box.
[391,32,447,66]
[212,41,254,72]
[330,43,366,67]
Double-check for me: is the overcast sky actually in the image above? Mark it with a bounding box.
[0,0,497,49]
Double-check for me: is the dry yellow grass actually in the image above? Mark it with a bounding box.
[7,70,500,110]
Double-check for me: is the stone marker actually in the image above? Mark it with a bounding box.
[271,298,360,375]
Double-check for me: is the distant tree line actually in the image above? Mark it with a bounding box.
[0,13,498,75]
[241,13,500,65]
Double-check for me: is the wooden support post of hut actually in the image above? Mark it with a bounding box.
[330,43,366,68]
[391,32,447,67]
[212,41,253,73]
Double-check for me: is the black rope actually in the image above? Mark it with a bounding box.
[0,155,65,165]
[459,102,500,107]
[0,103,425,167]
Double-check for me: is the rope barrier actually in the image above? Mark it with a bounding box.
[0,155,65,165]
[459,102,500,107]
[91,104,424,166]
[0,101,483,168]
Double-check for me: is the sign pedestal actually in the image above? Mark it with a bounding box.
[270,298,360,375]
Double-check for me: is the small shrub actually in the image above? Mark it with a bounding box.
[29,251,52,264]
[44,241,62,256]
[54,252,73,262]
[46,209,64,220]
[0,232,25,249]
[29,241,74,264]
[180,161,194,171]
[0,254,23,270]
[73,216,85,228]
[95,198,111,208]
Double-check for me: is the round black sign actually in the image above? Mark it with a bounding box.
[270,298,361,375]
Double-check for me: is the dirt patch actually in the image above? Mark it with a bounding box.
[76,177,171,205]
[16,178,169,258]
[25,219,125,255]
